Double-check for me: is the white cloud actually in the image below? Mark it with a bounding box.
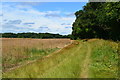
[2,3,75,35]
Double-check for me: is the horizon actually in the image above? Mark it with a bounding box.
[1,32,71,36]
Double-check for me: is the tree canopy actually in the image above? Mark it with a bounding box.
[72,2,120,41]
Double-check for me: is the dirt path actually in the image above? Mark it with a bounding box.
[80,43,91,78]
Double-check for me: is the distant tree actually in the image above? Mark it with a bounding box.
[1,32,71,39]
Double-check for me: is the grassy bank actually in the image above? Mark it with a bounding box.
[3,39,119,78]
[89,39,118,78]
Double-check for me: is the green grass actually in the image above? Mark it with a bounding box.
[3,39,119,78]
[89,40,118,78]
[23,48,59,60]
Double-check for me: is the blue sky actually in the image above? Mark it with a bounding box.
[2,0,88,2]
[1,2,87,35]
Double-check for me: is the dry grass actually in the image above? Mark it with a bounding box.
[2,38,72,72]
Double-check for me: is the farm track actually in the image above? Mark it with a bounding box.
[3,40,91,78]
[40,42,83,77]
[40,42,92,78]
[80,43,91,78]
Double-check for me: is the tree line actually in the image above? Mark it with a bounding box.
[72,2,120,41]
[1,33,71,39]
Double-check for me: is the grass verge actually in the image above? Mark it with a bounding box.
[89,40,119,78]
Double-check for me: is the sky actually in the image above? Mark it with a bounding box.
[2,0,88,2]
[1,2,87,35]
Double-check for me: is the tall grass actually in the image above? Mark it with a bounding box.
[3,41,87,78]
[2,38,72,72]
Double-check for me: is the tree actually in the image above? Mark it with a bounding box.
[72,2,120,41]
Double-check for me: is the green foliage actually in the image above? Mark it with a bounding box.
[72,2,120,41]
[1,32,71,39]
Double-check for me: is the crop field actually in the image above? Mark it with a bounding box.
[2,39,119,78]
[2,38,72,72]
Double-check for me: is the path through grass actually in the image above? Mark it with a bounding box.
[80,43,91,78]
